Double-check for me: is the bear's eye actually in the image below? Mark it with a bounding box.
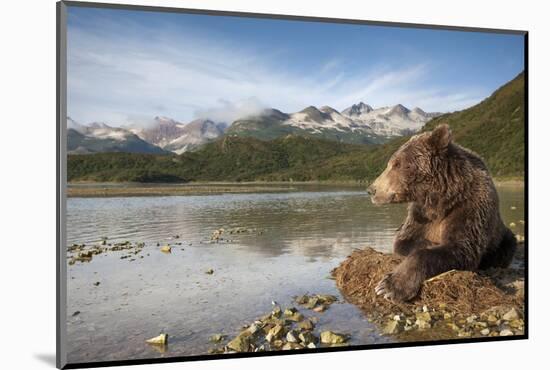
[393,160,401,169]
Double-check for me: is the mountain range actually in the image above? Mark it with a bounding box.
[67,72,525,182]
[226,103,439,145]
[67,118,167,154]
[67,102,440,154]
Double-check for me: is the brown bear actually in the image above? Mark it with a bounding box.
[367,124,517,302]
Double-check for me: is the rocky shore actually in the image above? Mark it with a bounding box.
[66,236,525,355]
[332,244,525,341]
[207,294,349,354]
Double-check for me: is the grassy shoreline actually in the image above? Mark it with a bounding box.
[67,179,524,198]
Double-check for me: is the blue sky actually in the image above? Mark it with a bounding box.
[67,6,524,126]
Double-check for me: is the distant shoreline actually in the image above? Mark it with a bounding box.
[67,179,524,198]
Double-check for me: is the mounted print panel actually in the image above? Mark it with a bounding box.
[57,1,527,368]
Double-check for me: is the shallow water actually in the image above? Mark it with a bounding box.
[65,183,525,363]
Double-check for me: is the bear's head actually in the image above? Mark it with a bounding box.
[368,124,453,205]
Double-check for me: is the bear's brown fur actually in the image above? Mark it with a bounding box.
[367,124,517,302]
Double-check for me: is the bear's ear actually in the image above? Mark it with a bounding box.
[428,124,452,151]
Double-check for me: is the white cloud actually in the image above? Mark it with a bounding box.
[67,19,488,126]
[193,98,266,123]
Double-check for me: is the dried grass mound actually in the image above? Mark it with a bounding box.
[332,247,523,317]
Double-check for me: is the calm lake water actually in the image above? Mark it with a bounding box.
[66,183,525,363]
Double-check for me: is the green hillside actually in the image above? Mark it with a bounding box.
[68,135,367,183]
[68,72,525,183]
[423,71,525,178]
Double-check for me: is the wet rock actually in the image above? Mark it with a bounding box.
[415,312,432,330]
[271,306,282,318]
[286,312,304,322]
[316,294,337,304]
[509,319,524,329]
[415,319,431,330]
[415,312,432,329]
[304,297,319,309]
[160,245,171,253]
[383,320,403,335]
[286,330,299,343]
[211,229,224,241]
[265,324,285,342]
[75,251,93,262]
[284,307,297,316]
[298,319,314,331]
[282,342,303,350]
[447,323,460,331]
[299,331,317,344]
[307,342,316,349]
[313,305,327,313]
[320,331,348,344]
[486,314,499,326]
[502,308,520,321]
[295,295,309,305]
[227,332,251,352]
[283,307,304,321]
[209,334,225,343]
[499,329,514,336]
[207,347,224,354]
[146,333,167,345]
[247,323,260,335]
[296,294,337,310]
[480,328,490,335]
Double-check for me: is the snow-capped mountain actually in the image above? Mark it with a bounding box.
[68,115,229,155]
[341,102,374,116]
[163,119,228,154]
[340,102,440,137]
[66,118,167,154]
[128,116,187,148]
[128,117,227,154]
[227,102,439,144]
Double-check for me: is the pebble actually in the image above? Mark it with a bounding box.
[146,333,168,345]
[502,308,520,321]
[383,320,402,335]
[320,331,348,344]
[286,331,299,343]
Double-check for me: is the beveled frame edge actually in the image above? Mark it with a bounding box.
[57,1,68,368]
